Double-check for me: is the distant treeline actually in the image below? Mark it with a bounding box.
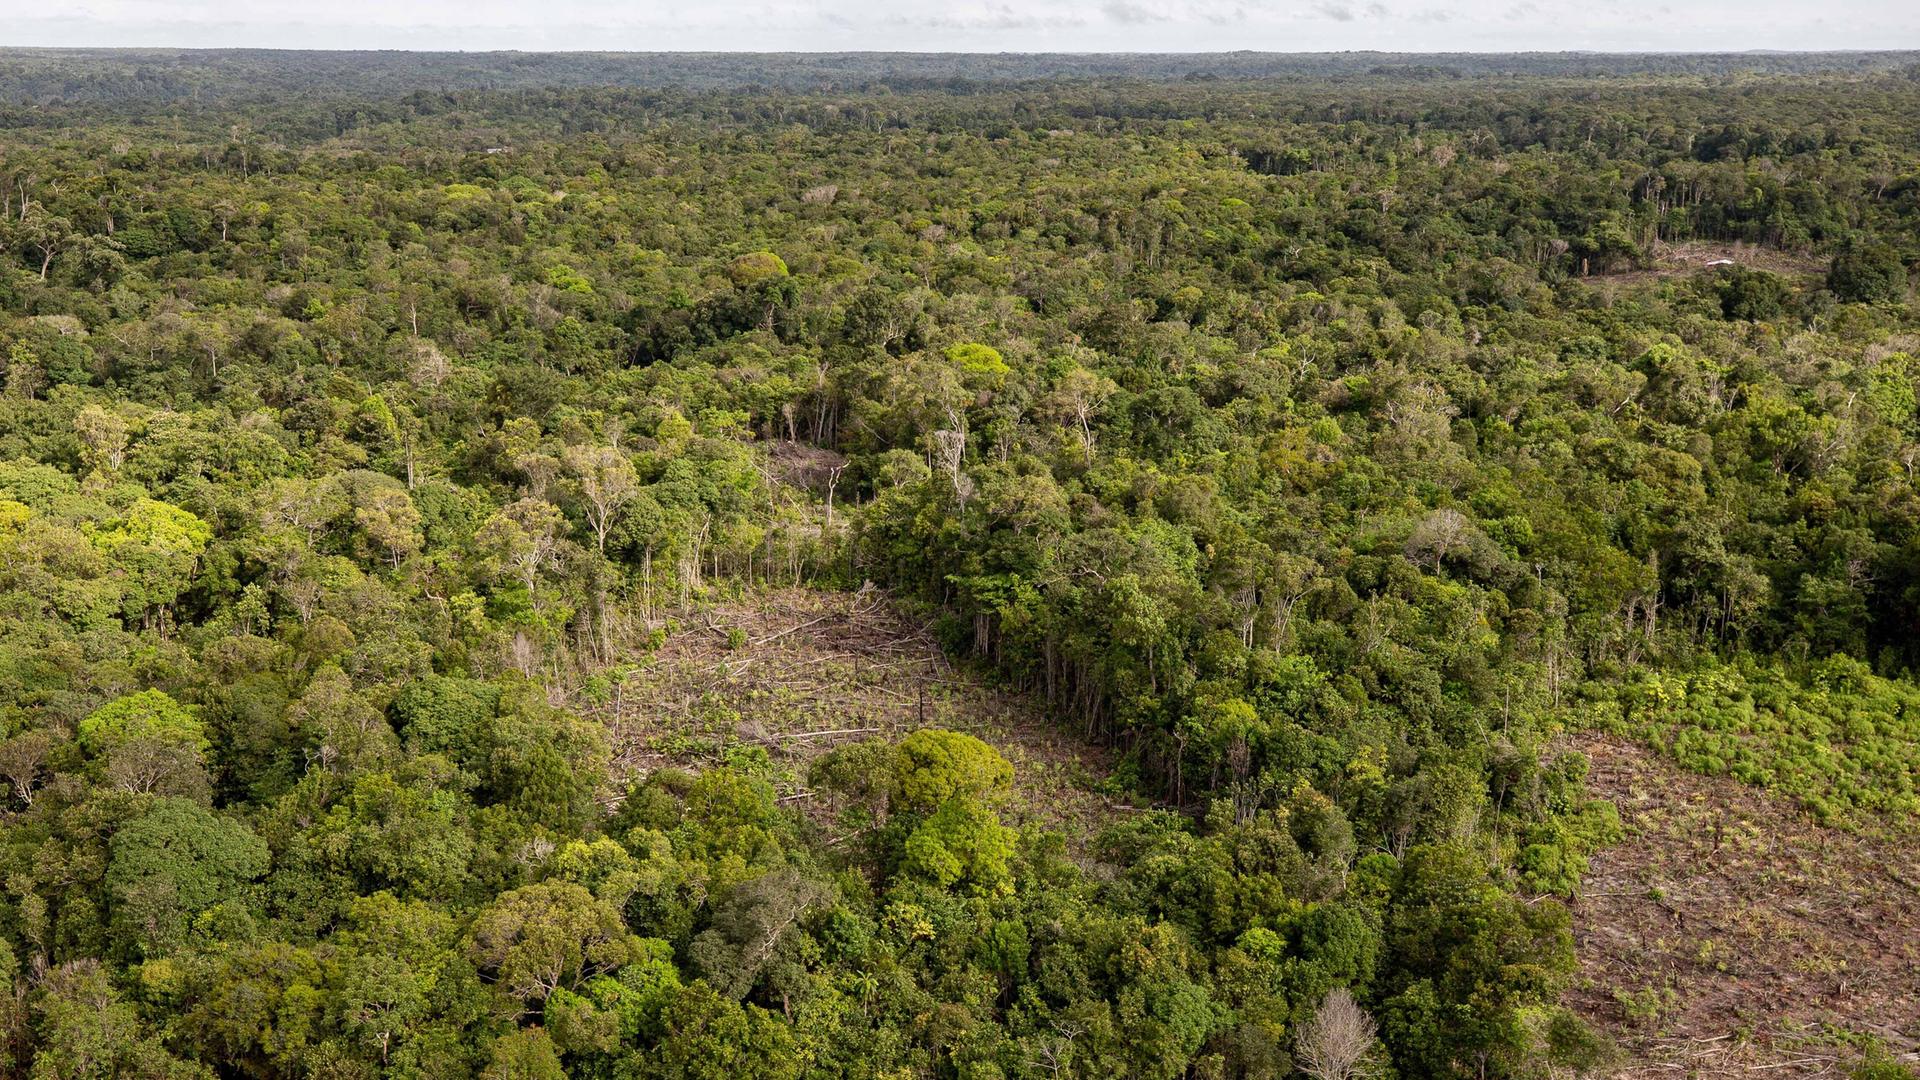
[0,47,1917,107]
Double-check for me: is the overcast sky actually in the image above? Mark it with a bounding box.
[12,0,1918,53]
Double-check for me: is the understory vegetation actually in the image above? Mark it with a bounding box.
[0,51,1917,1079]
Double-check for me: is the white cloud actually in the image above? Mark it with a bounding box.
[8,0,1917,51]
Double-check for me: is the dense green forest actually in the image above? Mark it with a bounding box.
[0,51,1917,1079]
[2,49,1917,106]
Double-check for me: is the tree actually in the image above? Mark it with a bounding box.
[260,476,348,551]
[1828,241,1908,303]
[79,689,205,754]
[945,341,1011,393]
[1716,266,1792,321]
[1295,988,1377,1080]
[477,497,566,597]
[16,211,73,280]
[73,404,129,474]
[390,674,501,760]
[0,727,61,807]
[477,690,609,831]
[468,882,643,1004]
[169,940,327,1075]
[87,498,213,629]
[79,690,211,796]
[106,799,269,957]
[288,664,398,770]
[28,961,211,1080]
[640,982,800,1080]
[687,867,830,999]
[1379,845,1575,1078]
[353,484,423,568]
[726,251,789,288]
[102,734,209,801]
[891,729,1013,813]
[480,1028,567,1080]
[1403,509,1482,573]
[809,737,901,823]
[564,444,638,555]
[1047,363,1117,458]
[901,797,1017,895]
[1264,550,1325,647]
[334,893,460,1066]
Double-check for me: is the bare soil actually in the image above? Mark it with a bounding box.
[1567,732,1920,1077]
[1589,240,1828,286]
[589,586,1116,832]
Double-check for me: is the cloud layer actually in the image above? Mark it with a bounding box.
[17,0,1918,51]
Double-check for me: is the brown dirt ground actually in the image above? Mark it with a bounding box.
[1588,240,1828,287]
[586,586,1117,833]
[1566,732,1920,1077]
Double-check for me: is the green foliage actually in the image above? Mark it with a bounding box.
[1,53,1917,1080]
[725,252,789,289]
[390,675,502,760]
[900,797,1016,895]
[481,1028,568,1080]
[944,342,1011,391]
[687,867,829,998]
[1379,844,1578,1078]
[468,881,645,1004]
[641,982,799,1080]
[478,692,610,832]
[1517,802,1623,897]
[28,962,212,1080]
[106,798,269,956]
[1851,1049,1920,1080]
[891,729,1013,813]
[1716,267,1794,321]
[1828,241,1910,303]
[1588,660,1920,825]
[78,689,207,756]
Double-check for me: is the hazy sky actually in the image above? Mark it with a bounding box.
[12,0,1918,53]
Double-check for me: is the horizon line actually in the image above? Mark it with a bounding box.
[3,46,1916,56]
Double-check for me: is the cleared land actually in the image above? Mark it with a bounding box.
[587,587,1117,831]
[1592,240,1829,285]
[1568,732,1920,1076]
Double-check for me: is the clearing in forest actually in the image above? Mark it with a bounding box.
[1592,239,1828,285]
[1567,733,1920,1076]
[590,586,1117,831]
